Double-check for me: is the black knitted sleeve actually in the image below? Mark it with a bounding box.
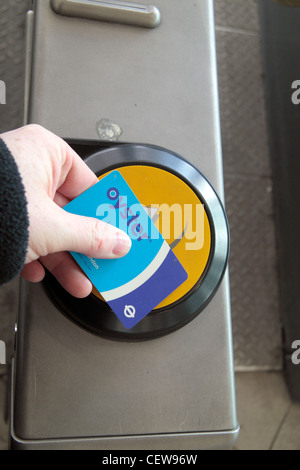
[0,137,29,285]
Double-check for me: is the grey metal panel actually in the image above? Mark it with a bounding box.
[0,0,27,133]
[11,433,240,451]
[13,275,237,442]
[23,10,35,126]
[28,0,225,195]
[12,0,238,447]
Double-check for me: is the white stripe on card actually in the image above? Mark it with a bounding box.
[101,241,170,301]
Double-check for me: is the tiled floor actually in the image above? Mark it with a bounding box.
[234,372,300,450]
[215,0,282,370]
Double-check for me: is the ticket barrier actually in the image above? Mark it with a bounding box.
[10,0,239,449]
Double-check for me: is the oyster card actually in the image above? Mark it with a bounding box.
[64,170,188,329]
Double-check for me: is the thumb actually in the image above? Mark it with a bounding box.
[44,205,132,258]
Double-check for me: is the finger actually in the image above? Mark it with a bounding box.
[58,141,98,200]
[21,260,45,283]
[45,203,132,259]
[40,252,93,298]
[54,191,70,208]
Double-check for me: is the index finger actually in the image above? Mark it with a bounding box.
[58,141,98,200]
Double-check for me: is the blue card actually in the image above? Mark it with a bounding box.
[64,171,188,329]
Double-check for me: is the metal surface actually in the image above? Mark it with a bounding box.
[0,0,27,133]
[44,143,230,341]
[51,0,161,28]
[0,0,282,392]
[11,0,238,449]
[12,276,237,447]
[10,355,239,449]
[24,10,34,126]
[27,0,224,192]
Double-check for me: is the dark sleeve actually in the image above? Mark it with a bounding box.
[0,137,29,285]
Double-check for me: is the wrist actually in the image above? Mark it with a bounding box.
[0,137,29,284]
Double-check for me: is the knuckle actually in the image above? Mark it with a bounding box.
[26,123,45,134]
[90,219,105,253]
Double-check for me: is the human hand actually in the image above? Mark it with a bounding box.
[1,124,131,297]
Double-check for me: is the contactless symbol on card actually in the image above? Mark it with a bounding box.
[64,171,188,329]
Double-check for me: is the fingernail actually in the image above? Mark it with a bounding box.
[112,231,132,256]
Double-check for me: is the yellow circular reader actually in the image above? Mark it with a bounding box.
[44,144,229,341]
[92,165,211,309]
